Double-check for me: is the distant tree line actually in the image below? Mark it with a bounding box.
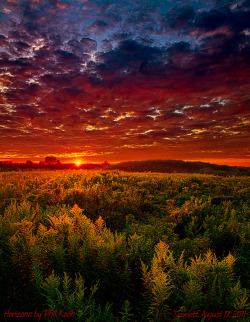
[0,156,110,171]
[0,158,249,175]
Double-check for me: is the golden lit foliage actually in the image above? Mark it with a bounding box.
[0,170,249,321]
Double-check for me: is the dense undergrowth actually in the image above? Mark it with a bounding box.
[0,170,249,321]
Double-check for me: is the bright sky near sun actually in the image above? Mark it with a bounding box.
[0,0,249,166]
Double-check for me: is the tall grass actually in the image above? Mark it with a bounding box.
[0,170,249,321]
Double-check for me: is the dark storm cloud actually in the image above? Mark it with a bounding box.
[195,7,250,33]
[91,19,110,33]
[161,3,250,35]
[0,34,7,45]
[167,41,191,55]
[162,6,195,30]
[98,39,164,78]
[55,49,79,61]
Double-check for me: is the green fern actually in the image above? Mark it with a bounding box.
[120,300,134,322]
[230,280,250,310]
[42,271,114,321]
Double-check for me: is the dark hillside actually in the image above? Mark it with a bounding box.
[108,160,250,176]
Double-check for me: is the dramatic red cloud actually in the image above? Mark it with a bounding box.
[0,0,249,166]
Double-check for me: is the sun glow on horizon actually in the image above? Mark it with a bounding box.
[75,160,82,167]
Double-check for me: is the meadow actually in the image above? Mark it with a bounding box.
[0,170,249,321]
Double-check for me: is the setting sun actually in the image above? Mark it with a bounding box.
[0,0,249,319]
[75,160,81,167]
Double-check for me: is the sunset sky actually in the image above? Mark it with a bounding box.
[0,0,249,166]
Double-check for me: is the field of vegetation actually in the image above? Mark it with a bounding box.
[0,170,249,321]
